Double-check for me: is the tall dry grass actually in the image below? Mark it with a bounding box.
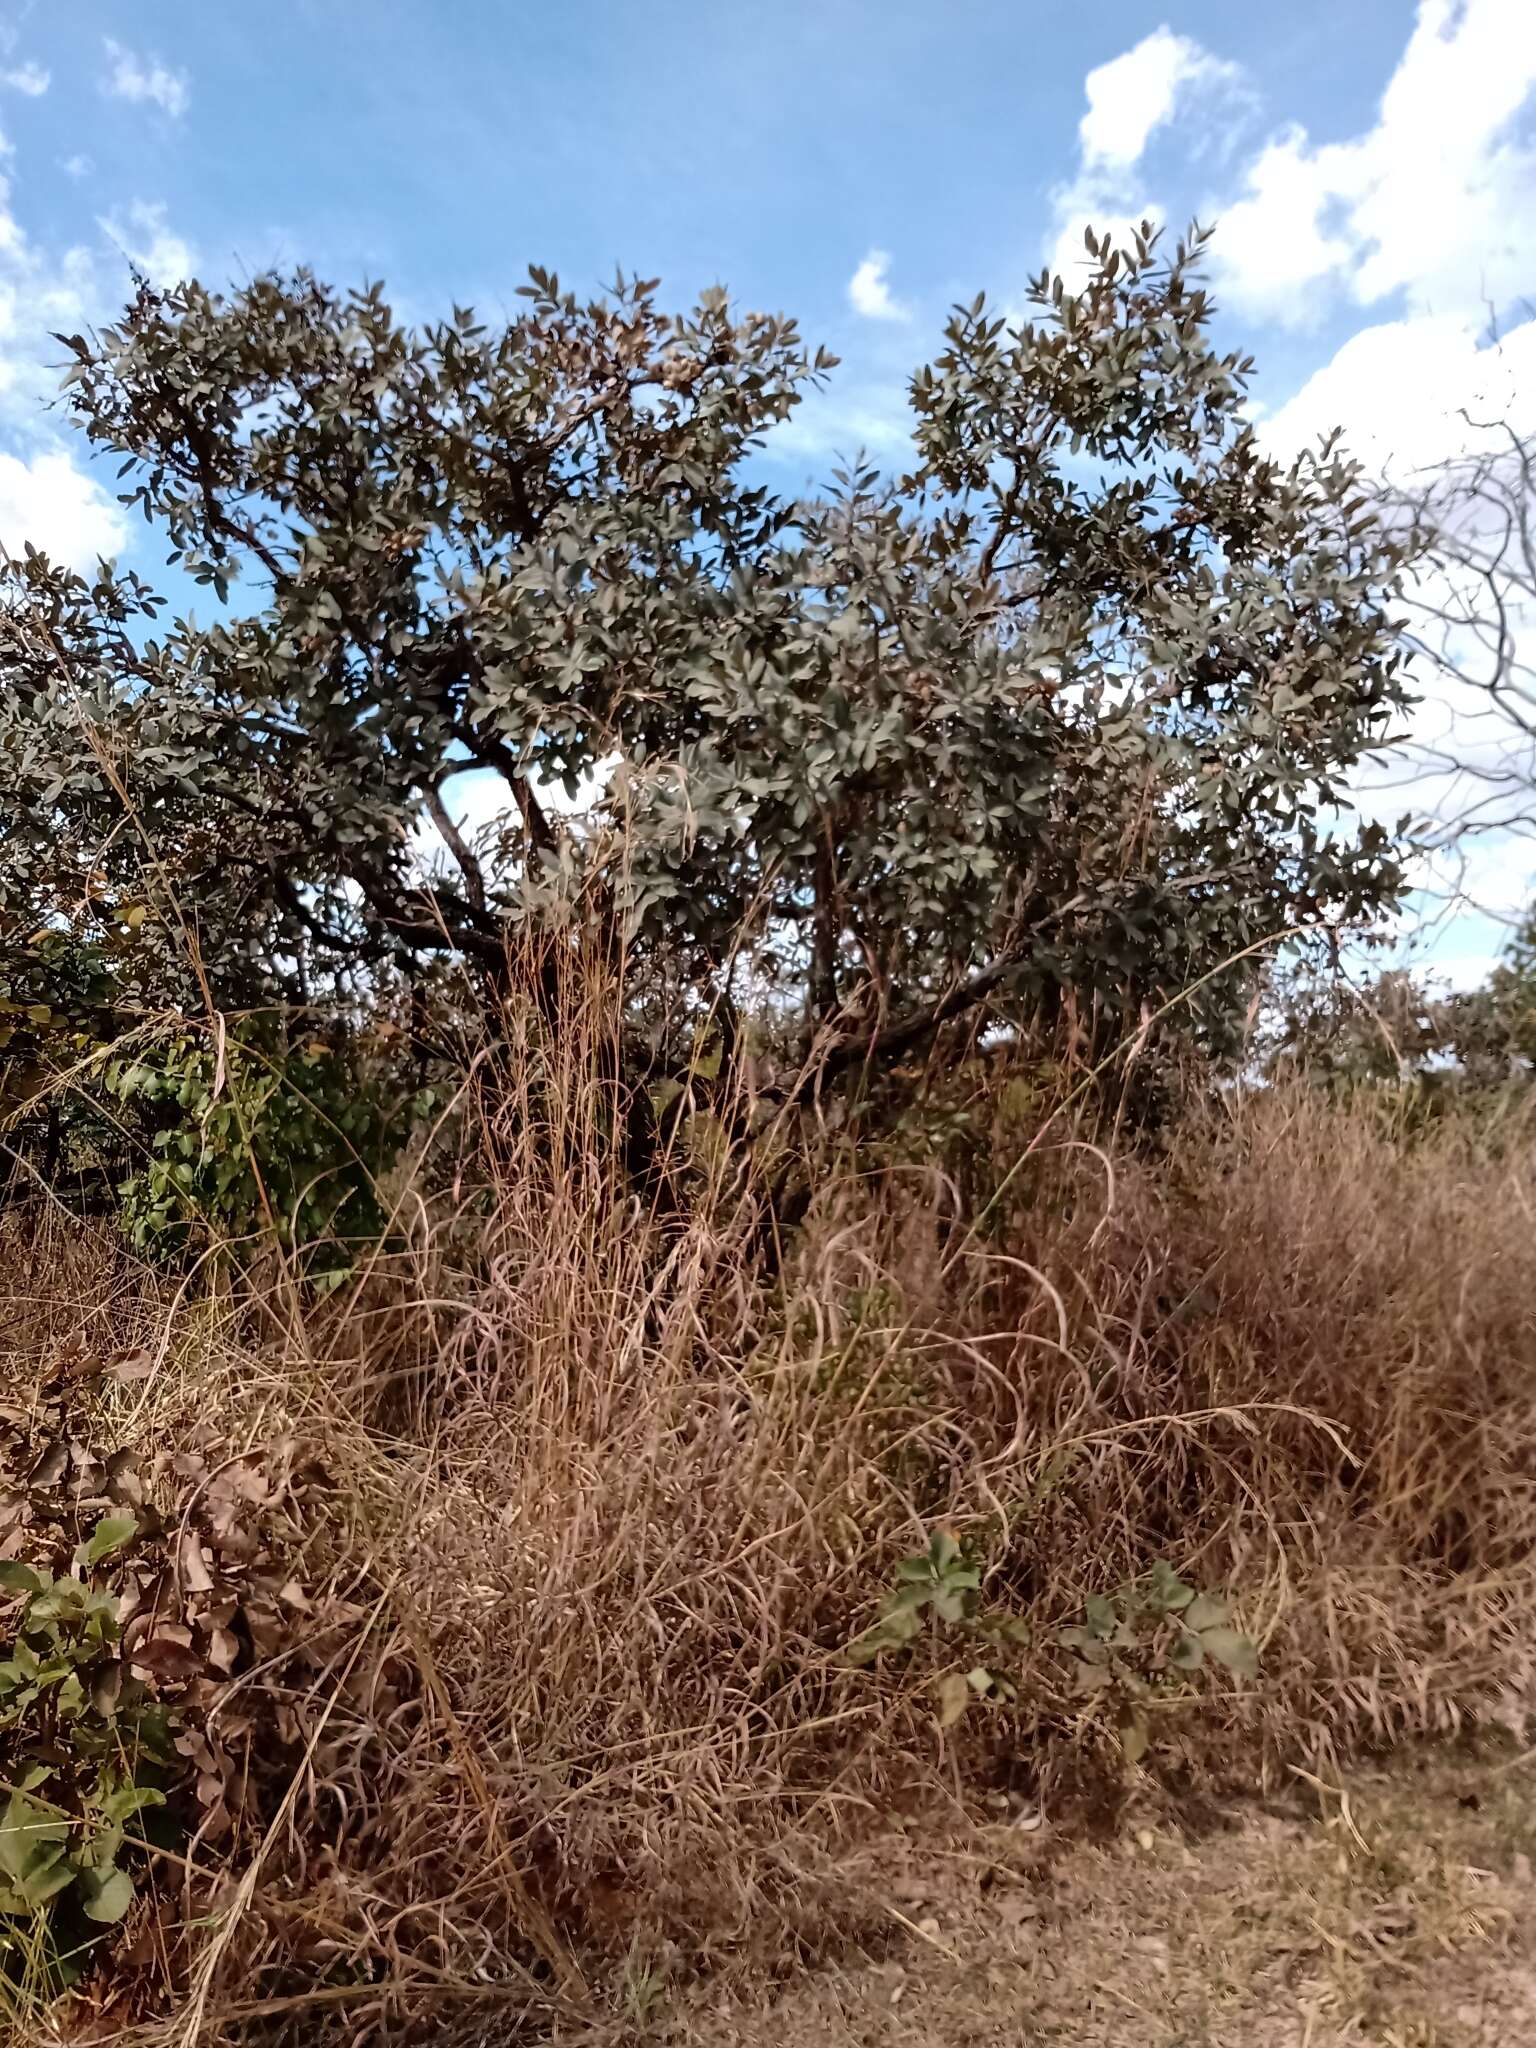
[3,973,1535,2042]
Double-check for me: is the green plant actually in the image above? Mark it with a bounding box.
[845,1531,1031,1726]
[101,1023,430,1273]
[0,1517,175,1980]
[1059,1559,1258,1763]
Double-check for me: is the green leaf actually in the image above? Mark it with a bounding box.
[0,1792,68,1883]
[75,1515,138,1570]
[77,1863,135,1924]
[931,1586,973,1625]
[0,1561,43,1595]
[845,1603,921,1666]
[1082,1594,1116,1639]
[96,1780,165,1826]
[1183,1592,1228,1632]
[19,1853,74,1910]
[1200,1627,1259,1679]
[1144,1561,1193,1613]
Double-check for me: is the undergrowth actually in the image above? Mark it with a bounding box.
[1,977,1534,2042]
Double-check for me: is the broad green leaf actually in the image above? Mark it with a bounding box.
[74,1515,138,1570]
[1168,1630,1206,1671]
[78,1863,135,1924]
[0,1793,68,1883]
[1200,1627,1259,1679]
[1183,1593,1229,1632]
[1082,1594,1116,1639]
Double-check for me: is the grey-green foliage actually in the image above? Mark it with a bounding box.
[1060,1558,1258,1761]
[1270,907,1536,1102]
[2,225,1410,1085]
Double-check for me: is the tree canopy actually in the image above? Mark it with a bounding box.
[3,225,1410,1123]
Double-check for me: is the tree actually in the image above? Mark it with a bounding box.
[1389,417,1536,892]
[3,227,1410,1125]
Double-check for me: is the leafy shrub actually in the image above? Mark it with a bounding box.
[845,1531,1031,1727]
[1060,1559,1258,1762]
[0,1521,173,1980]
[102,1024,432,1275]
[848,1537,1257,1754]
[6,230,1410,1143]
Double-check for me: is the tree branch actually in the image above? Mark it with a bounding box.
[423,779,488,911]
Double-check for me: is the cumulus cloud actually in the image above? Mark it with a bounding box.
[847,248,909,322]
[1042,7,1536,944]
[102,38,190,119]
[1047,27,1241,281]
[1260,313,1536,477]
[1078,26,1238,170]
[1,63,48,97]
[60,155,91,181]
[0,448,125,568]
[1263,309,1536,906]
[1212,0,1536,327]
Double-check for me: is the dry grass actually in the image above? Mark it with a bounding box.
[2,984,1535,2042]
[679,1738,1536,2048]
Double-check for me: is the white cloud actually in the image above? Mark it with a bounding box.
[1213,0,1536,327]
[766,382,915,467]
[1263,311,1536,918]
[847,248,909,323]
[98,201,196,285]
[1,63,48,97]
[1261,313,1536,475]
[0,130,186,577]
[0,448,126,568]
[60,155,91,181]
[1079,26,1238,170]
[101,38,190,119]
[1047,28,1238,282]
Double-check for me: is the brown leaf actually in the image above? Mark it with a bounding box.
[26,1440,69,1487]
[177,1530,215,1595]
[207,1456,270,1506]
[106,1347,155,1384]
[131,1634,206,1680]
[195,1768,229,1809]
[244,1602,287,1656]
[205,1626,240,1673]
[103,1449,146,1506]
[204,1506,259,1560]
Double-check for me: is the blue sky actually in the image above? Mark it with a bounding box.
[2,1,1534,979]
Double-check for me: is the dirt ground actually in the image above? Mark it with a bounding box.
[611,1742,1536,2048]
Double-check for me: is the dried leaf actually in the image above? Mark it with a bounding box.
[177,1530,215,1595]
[131,1634,206,1681]
[106,1348,155,1385]
[935,1670,971,1729]
[205,1626,240,1673]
